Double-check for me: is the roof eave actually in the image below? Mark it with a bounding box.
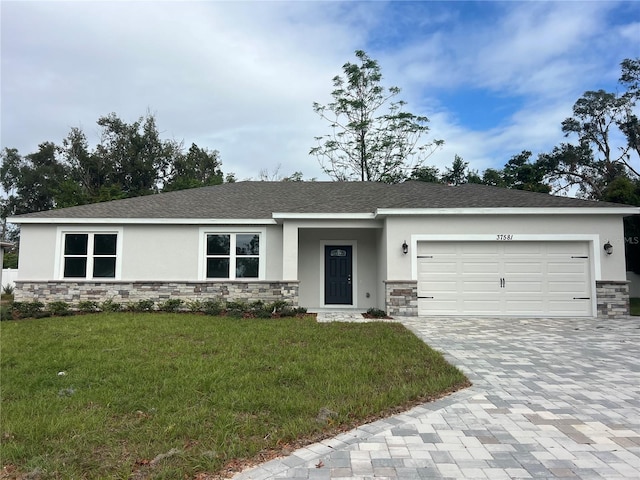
[272,212,376,220]
[6,217,278,225]
[375,207,640,216]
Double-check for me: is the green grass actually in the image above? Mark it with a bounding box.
[631,298,640,316]
[0,313,467,479]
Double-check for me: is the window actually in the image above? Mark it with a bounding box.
[63,233,118,279]
[206,233,260,279]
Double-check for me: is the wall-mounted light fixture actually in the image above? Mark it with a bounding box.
[402,240,408,255]
[603,241,613,255]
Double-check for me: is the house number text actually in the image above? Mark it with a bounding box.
[496,234,514,241]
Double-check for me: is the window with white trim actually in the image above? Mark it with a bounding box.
[206,233,260,279]
[63,233,118,279]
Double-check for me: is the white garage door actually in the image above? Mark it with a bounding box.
[417,241,593,317]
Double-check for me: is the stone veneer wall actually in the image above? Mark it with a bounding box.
[13,279,629,318]
[384,280,418,316]
[14,281,299,307]
[596,281,630,318]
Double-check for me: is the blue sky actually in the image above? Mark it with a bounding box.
[1,1,639,181]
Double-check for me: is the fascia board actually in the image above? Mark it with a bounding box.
[272,212,376,220]
[375,207,640,216]
[7,217,278,225]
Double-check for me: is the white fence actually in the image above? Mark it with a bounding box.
[2,269,19,291]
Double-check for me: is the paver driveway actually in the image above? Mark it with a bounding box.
[234,317,640,479]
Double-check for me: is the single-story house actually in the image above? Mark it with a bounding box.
[7,181,640,318]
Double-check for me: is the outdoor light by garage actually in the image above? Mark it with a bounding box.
[604,241,613,255]
[402,241,408,254]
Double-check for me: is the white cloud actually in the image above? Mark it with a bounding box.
[1,0,638,183]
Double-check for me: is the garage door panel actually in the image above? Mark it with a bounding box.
[417,261,457,273]
[461,299,502,312]
[547,280,589,294]
[505,281,544,293]
[504,300,545,314]
[462,281,501,292]
[503,262,544,274]
[418,298,459,315]
[418,243,457,255]
[547,242,589,254]
[460,243,500,255]
[548,300,591,315]
[462,262,500,273]
[547,262,588,274]
[416,241,593,317]
[418,281,457,292]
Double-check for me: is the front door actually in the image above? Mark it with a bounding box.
[324,245,353,305]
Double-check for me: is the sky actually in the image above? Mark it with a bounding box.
[1,0,639,182]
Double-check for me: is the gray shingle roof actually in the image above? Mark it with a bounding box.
[10,181,637,220]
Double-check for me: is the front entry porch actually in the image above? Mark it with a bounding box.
[288,226,384,312]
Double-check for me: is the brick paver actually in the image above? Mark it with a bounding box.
[233,316,640,479]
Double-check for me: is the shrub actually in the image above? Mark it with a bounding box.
[202,299,224,316]
[133,299,155,312]
[268,300,289,314]
[293,306,308,315]
[0,305,12,321]
[2,284,14,295]
[366,307,387,318]
[249,300,265,312]
[12,301,45,319]
[225,300,248,317]
[48,301,71,316]
[157,299,183,313]
[77,300,99,313]
[101,299,121,312]
[255,309,273,319]
[186,299,203,313]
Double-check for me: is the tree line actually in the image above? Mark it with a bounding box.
[1,112,230,221]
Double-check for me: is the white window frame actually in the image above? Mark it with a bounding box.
[54,226,123,280]
[198,227,266,280]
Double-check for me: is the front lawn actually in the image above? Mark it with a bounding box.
[0,313,468,479]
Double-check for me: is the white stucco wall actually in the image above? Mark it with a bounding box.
[16,224,57,280]
[17,223,283,282]
[384,214,628,282]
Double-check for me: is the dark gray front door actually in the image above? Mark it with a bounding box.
[324,245,353,305]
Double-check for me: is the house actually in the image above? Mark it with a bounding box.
[7,181,639,318]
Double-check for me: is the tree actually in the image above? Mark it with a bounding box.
[257,164,310,182]
[311,50,443,183]
[409,165,441,183]
[95,112,182,197]
[442,155,469,185]
[536,58,640,272]
[619,58,640,160]
[162,143,223,191]
[60,127,114,205]
[0,143,68,216]
[502,151,550,193]
[540,59,639,199]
